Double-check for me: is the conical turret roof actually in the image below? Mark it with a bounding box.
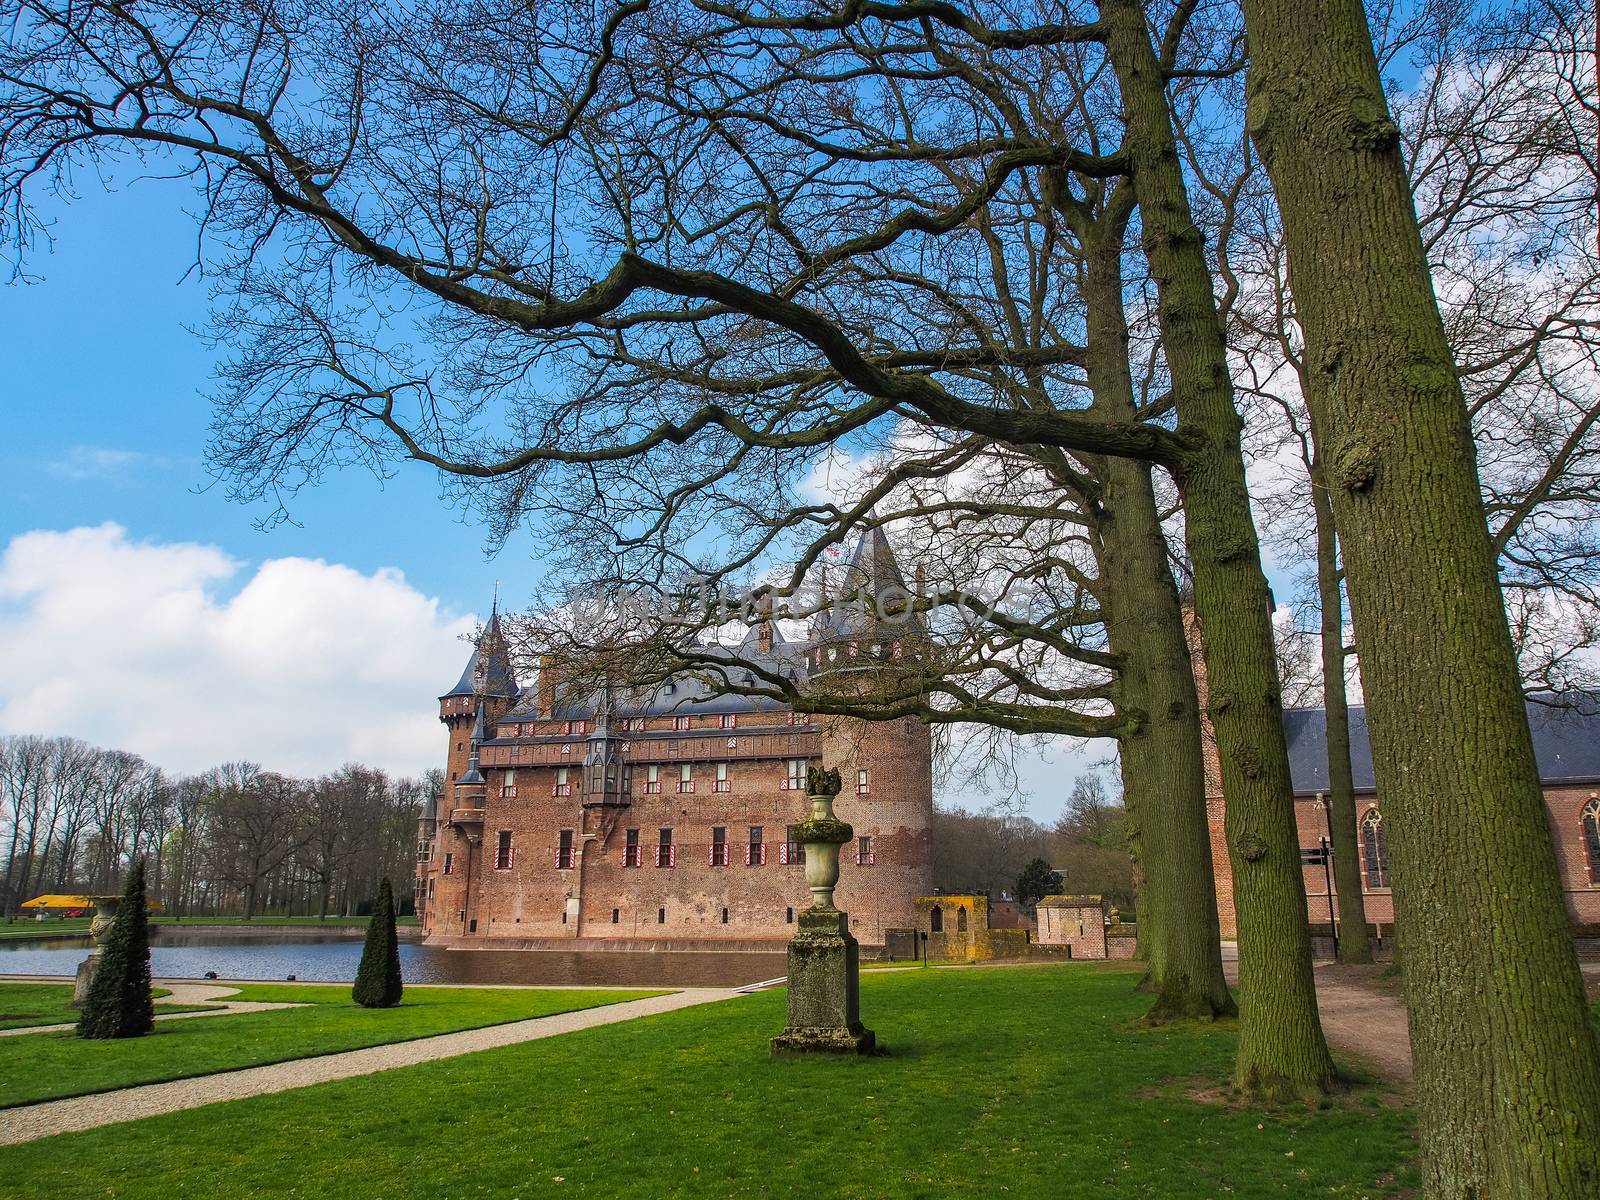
[442,607,521,700]
[816,526,922,640]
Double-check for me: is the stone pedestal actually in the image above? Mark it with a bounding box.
[70,895,122,1008]
[71,951,100,1007]
[771,908,876,1058]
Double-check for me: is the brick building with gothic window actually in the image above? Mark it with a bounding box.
[1189,617,1600,940]
[415,530,935,949]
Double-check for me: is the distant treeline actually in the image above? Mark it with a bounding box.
[932,773,1135,912]
[0,735,437,921]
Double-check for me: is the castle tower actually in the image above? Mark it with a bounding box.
[806,528,935,943]
[423,605,521,936]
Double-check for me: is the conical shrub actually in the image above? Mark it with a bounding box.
[77,860,155,1039]
[352,877,403,1007]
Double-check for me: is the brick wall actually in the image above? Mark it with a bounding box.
[420,707,936,947]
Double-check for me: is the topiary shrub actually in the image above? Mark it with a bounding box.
[352,877,403,1008]
[77,860,155,1039]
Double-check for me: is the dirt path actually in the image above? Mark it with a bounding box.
[0,983,304,1039]
[0,988,734,1147]
[1221,946,1413,1084]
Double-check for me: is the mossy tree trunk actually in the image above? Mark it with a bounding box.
[1100,0,1334,1094]
[1308,457,1371,964]
[1243,0,1600,1189]
[1075,186,1233,1023]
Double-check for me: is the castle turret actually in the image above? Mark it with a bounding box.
[806,528,934,943]
[426,603,521,936]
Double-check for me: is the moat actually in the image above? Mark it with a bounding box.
[0,928,787,987]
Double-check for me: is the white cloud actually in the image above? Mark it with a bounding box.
[0,524,477,778]
[47,445,174,481]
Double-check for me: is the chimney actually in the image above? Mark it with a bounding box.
[538,654,558,718]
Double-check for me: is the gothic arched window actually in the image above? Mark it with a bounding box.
[956,906,968,932]
[1361,809,1390,890]
[930,905,943,933]
[1582,798,1600,885]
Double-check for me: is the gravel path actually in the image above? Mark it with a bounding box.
[0,983,303,1039]
[0,988,734,1146]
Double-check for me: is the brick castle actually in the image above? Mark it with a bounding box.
[414,530,934,948]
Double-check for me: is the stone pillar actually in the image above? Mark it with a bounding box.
[771,768,876,1058]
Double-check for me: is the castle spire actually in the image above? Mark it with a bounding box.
[442,599,521,701]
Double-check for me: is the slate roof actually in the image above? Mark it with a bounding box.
[497,634,813,726]
[442,611,521,700]
[813,525,922,640]
[1283,693,1600,795]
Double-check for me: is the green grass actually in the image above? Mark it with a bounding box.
[0,985,663,1108]
[0,983,210,1030]
[0,914,418,939]
[0,965,1416,1199]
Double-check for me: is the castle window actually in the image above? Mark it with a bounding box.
[747,826,766,865]
[721,907,729,924]
[1361,809,1390,889]
[857,769,871,796]
[710,826,729,867]
[782,758,807,791]
[678,763,695,793]
[786,906,794,924]
[442,852,455,877]
[714,762,730,792]
[623,827,641,868]
[645,764,661,794]
[782,824,806,866]
[621,765,633,793]
[553,767,572,797]
[556,829,575,870]
[957,907,968,932]
[719,713,737,729]
[857,836,874,866]
[427,878,435,899]
[930,905,943,932]
[612,908,620,924]
[657,907,666,924]
[674,715,692,732]
[1583,798,1600,884]
[657,828,676,868]
[494,830,514,870]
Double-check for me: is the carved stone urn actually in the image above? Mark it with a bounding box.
[771,766,876,1058]
[72,894,126,1007]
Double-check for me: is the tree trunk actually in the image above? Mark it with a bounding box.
[1309,461,1372,964]
[1243,0,1600,1190]
[1077,191,1234,1023]
[1101,0,1334,1096]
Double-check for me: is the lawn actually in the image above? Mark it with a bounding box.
[0,984,664,1108]
[0,983,210,1030]
[0,965,1417,1199]
[0,914,418,939]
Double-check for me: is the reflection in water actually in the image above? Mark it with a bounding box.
[0,929,785,987]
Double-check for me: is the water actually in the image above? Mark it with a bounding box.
[0,929,786,988]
